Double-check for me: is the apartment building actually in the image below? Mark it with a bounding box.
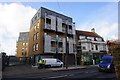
[16,32,29,59]
[76,28,108,65]
[29,7,76,65]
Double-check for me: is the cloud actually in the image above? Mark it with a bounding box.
[77,3,118,41]
[0,3,37,55]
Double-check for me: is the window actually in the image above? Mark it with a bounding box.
[34,16,37,21]
[36,32,39,40]
[69,25,72,29]
[22,43,25,46]
[79,36,85,40]
[36,43,38,51]
[33,44,35,51]
[24,52,27,56]
[22,52,24,55]
[37,22,39,28]
[91,44,94,50]
[46,18,51,24]
[95,45,98,50]
[22,48,24,51]
[82,46,86,50]
[26,43,28,46]
[34,25,37,31]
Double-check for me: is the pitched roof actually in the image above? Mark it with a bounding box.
[76,30,102,38]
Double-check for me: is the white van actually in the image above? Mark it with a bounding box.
[42,58,63,67]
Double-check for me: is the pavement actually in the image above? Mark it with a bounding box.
[2,64,97,77]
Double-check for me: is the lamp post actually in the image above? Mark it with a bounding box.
[75,52,77,67]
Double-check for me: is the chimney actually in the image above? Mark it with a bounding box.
[91,28,95,33]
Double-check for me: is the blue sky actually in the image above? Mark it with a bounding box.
[0,2,118,55]
[21,2,117,26]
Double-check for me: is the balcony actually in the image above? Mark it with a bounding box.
[58,47,63,53]
[62,28,65,33]
[51,37,56,41]
[68,29,72,34]
[51,47,56,53]
[45,23,51,30]
[58,38,63,42]
[46,15,51,19]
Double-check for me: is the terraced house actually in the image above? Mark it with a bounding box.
[29,7,76,65]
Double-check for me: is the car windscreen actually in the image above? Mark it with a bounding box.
[101,58,112,63]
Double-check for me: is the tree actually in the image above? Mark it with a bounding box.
[109,40,120,80]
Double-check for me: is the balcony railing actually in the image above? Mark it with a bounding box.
[68,29,72,34]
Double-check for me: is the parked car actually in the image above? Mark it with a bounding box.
[41,58,63,67]
[98,56,115,72]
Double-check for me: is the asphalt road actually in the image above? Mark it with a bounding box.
[2,66,116,80]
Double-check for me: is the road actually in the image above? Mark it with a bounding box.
[2,66,116,80]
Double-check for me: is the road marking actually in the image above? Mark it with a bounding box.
[46,75,68,79]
